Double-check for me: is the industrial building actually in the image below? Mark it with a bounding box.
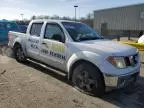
[94,3,144,39]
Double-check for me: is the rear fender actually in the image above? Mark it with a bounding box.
[13,38,27,56]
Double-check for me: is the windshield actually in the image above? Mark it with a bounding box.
[62,22,103,42]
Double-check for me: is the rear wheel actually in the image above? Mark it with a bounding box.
[14,45,26,63]
[72,62,105,97]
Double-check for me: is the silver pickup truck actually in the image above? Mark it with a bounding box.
[8,20,140,96]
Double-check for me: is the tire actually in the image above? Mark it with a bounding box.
[14,45,26,63]
[72,62,105,97]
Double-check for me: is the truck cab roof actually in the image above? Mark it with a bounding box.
[31,19,81,24]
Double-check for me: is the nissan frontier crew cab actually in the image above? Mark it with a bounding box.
[8,20,140,97]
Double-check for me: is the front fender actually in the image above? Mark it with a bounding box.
[67,51,105,74]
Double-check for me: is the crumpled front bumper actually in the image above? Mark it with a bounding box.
[104,72,140,91]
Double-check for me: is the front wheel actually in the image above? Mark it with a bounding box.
[72,62,105,97]
[14,45,26,63]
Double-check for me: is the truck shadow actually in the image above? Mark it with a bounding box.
[102,77,144,108]
[24,60,72,85]
[23,60,144,108]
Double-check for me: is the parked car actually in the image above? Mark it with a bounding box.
[8,20,140,96]
[0,20,20,42]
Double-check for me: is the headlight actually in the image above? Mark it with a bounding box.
[106,56,126,69]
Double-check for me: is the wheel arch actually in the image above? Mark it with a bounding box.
[13,42,22,57]
[13,41,27,56]
[13,42,21,48]
[68,59,104,81]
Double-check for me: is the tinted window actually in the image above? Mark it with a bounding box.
[18,25,27,33]
[44,23,64,39]
[7,23,19,31]
[30,23,43,36]
[0,22,19,32]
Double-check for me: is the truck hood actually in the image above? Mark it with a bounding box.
[74,40,137,56]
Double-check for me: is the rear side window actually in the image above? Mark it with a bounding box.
[30,23,43,36]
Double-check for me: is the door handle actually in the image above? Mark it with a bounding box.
[42,42,46,45]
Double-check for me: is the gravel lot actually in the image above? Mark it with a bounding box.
[0,42,144,108]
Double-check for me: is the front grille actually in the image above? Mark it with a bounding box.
[124,54,138,67]
[117,72,138,88]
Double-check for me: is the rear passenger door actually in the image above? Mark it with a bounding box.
[26,22,43,60]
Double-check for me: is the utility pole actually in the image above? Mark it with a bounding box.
[74,5,78,21]
[20,13,24,21]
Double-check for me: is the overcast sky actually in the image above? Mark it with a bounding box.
[0,0,143,20]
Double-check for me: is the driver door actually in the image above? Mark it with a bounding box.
[40,23,67,71]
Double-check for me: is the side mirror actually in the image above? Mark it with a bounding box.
[51,34,65,43]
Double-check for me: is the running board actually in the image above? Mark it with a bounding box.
[27,58,67,77]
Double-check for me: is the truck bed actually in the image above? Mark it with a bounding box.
[8,31,27,48]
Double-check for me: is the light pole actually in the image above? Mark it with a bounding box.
[74,5,78,21]
[20,13,24,21]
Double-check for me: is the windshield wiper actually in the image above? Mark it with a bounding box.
[76,37,102,41]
